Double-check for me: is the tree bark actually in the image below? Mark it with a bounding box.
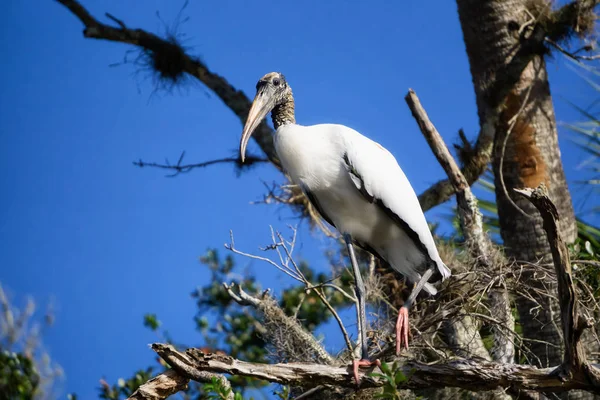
[456,0,579,397]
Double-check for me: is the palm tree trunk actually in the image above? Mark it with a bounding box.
[456,0,579,397]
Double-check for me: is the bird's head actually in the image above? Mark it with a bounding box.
[240,72,291,162]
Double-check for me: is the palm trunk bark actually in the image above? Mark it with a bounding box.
[456,0,579,397]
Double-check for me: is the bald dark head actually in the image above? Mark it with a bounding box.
[256,72,287,91]
[240,72,294,162]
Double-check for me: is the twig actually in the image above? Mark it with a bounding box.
[498,83,535,219]
[545,37,600,61]
[56,0,282,168]
[294,385,327,399]
[105,12,126,29]
[313,287,354,355]
[226,228,355,354]
[133,152,268,177]
[222,282,334,365]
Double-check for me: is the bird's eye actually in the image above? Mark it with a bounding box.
[273,78,280,86]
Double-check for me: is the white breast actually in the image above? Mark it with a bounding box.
[275,124,403,245]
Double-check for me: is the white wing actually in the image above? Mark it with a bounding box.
[341,127,451,280]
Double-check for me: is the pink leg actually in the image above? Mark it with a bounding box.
[352,358,381,385]
[395,306,409,355]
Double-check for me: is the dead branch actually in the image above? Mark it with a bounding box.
[405,89,515,366]
[516,185,600,385]
[225,228,355,355]
[222,282,335,365]
[544,37,600,61]
[418,0,594,212]
[59,0,600,219]
[133,152,268,177]
[405,90,489,255]
[56,0,281,169]
[151,343,600,394]
[127,369,190,400]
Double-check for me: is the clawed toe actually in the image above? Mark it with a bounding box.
[396,306,410,355]
[352,358,382,385]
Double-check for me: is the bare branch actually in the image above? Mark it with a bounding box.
[405,89,515,365]
[56,0,281,168]
[545,37,600,61]
[516,185,600,385]
[222,282,334,365]
[416,11,555,212]
[133,152,268,177]
[225,229,355,355]
[151,344,600,394]
[126,369,189,400]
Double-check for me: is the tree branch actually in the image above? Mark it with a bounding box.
[222,282,335,365]
[151,343,600,394]
[405,89,515,367]
[133,152,268,177]
[127,369,189,400]
[56,0,281,168]
[515,185,600,385]
[544,37,600,61]
[417,0,592,212]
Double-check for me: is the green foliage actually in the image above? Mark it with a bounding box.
[99,243,356,398]
[0,283,62,400]
[0,350,39,400]
[369,361,413,400]
[570,235,600,298]
[203,376,245,400]
[191,249,266,391]
[273,385,290,399]
[279,260,354,332]
[143,313,161,331]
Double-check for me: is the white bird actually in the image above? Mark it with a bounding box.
[240,72,451,384]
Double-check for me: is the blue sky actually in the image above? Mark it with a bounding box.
[0,0,597,398]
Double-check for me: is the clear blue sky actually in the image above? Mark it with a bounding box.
[0,0,596,398]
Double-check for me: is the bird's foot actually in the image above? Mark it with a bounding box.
[395,306,410,355]
[352,358,381,386]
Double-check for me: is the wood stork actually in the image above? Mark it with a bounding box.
[240,72,451,384]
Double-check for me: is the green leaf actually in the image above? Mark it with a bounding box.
[143,314,161,331]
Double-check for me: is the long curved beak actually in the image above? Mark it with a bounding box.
[240,89,274,162]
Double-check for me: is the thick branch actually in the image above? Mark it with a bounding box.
[57,0,281,168]
[127,369,189,400]
[152,344,600,394]
[515,185,600,385]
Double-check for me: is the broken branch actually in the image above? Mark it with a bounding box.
[515,185,600,385]
[127,369,189,400]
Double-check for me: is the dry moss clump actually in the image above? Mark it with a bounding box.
[526,0,598,42]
